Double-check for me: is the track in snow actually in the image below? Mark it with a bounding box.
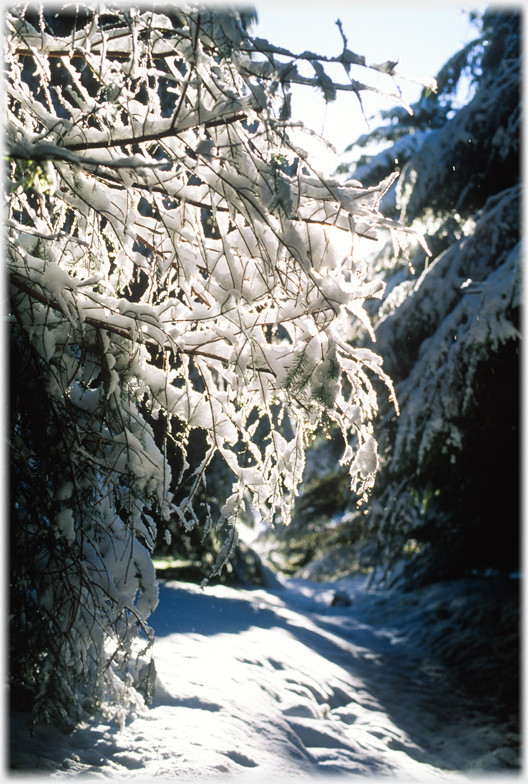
[9,575,519,779]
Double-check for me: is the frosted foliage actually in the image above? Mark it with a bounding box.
[373,186,520,474]
[396,56,520,223]
[374,185,520,380]
[6,5,418,728]
[362,185,520,571]
[392,237,520,472]
[349,130,429,191]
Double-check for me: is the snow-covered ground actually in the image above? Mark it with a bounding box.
[9,574,519,780]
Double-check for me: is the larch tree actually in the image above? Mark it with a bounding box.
[6,4,432,730]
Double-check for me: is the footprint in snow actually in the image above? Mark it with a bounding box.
[223,750,259,767]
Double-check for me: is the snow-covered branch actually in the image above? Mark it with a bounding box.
[6,3,418,731]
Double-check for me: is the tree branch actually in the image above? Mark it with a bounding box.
[63,112,249,152]
[8,273,277,376]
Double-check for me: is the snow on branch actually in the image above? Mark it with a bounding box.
[6,3,425,729]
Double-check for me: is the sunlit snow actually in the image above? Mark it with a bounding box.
[10,574,518,780]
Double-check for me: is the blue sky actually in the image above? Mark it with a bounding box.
[251,3,489,154]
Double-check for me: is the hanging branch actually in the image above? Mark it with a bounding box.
[6,2,432,732]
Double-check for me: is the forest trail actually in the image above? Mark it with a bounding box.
[9,575,519,780]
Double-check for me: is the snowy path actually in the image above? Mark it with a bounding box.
[10,576,518,780]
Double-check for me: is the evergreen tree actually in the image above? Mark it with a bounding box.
[275,6,519,714]
[351,8,521,585]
